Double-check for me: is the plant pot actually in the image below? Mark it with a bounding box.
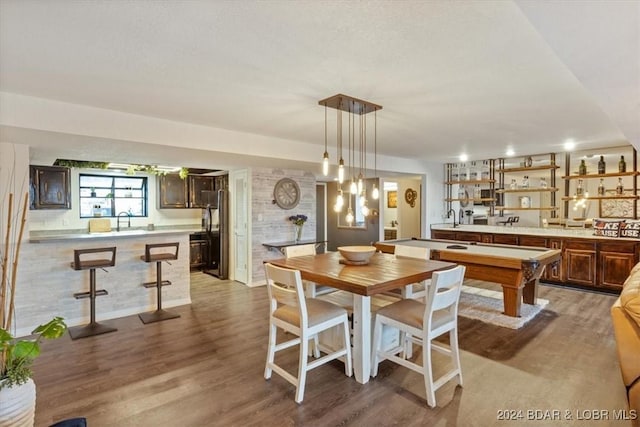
[0,378,36,427]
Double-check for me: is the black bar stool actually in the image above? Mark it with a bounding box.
[69,247,117,340]
[139,242,181,324]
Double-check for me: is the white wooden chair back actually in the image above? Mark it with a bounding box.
[394,244,429,260]
[283,244,316,258]
[424,265,466,328]
[264,263,307,327]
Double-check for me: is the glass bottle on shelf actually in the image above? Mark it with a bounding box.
[458,185,466,200]
[459,163,467,181]
[576,179,584,197]
[510,179,517,190]
[470,161,478,180]
[617,177,624,195]
[521,175,529,188]
[474,184,481,200]
[539,177,547,188]
[451,163,459,181]
[579,159,587,175]
[598,178,605,196]
[619,155,626,173]
[598,156,606,174]
[481,160,490,180]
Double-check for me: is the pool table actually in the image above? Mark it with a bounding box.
[374,238,562,317]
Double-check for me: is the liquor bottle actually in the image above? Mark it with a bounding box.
[459,163,467,181]
[598,178,605,196]
[617,177,624,195]
[539,177,547,188]
[579,159,587,175]
[598,155,606,174]
[521,175,529,188]
[576,179,584,197]
[619,155,626,173]
[510,179,517,190]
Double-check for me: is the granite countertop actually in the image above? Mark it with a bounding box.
[29,225,203,243]
[430,223,636,241]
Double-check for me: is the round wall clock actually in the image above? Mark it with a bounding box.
[404,188,418,208]
[273,177,300,210]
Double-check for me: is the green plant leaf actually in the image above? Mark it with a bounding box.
[31,317,67,340]
[11,340,40,360]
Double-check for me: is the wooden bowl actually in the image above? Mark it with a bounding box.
[337,246,376,263]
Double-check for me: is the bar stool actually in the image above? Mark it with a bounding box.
[139,242,180,324]
[69,247,117,340]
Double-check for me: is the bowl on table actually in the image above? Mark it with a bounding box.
[337,246,376,264]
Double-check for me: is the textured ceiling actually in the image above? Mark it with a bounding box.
[0,1,638,173]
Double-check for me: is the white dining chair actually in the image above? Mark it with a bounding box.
[283,244,336,297]
[371,265,466,407]
[263,262,352,404]
[392,244,431,301]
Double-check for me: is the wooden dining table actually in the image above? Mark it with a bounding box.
[267,251,455,384]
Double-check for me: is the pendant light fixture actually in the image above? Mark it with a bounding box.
[318,94,382,217]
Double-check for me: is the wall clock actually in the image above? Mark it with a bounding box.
[404,188,418,208]
[273,177,300,210]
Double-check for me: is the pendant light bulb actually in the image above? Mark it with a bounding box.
[361,204,369,217]
[346,208,354,224]
[372,185,379,200]
[359,194,366,207]
[338,159,345,184]
[322,152,329,176]
[350,180,357,194]
[336,190,344,210]
[357,177,363,195]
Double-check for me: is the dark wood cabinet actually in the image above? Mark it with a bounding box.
[159,174,223,209]
[432,230,456,240]
[519,235,547,248]
[545,239,563,281]
[158,173,188,208]
[493,234,519,245]
[29,165,71,209]
[564,241,597,286]
[189,175,215,208]
[190,239,208,268]
[599,242,636,290]
[430,228,638,293]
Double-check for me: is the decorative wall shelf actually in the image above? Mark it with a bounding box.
[495,206,559,211]
[561,195,639,201]
[562,171,638,180]
[444,179,495,185]
[497,165,559,173]
[496,187,559,193]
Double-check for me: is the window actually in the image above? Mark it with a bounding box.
[79,174,148,218]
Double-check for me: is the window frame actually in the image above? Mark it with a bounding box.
[79,173,148,218]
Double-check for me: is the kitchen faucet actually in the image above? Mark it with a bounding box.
[117,211,131,232]
[446,208,458,228]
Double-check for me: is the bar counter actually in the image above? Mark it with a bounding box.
[12,227,195,337]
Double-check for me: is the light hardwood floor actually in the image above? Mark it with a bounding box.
[32,272,628,426]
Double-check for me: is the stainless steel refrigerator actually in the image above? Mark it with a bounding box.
[201,189,228,279]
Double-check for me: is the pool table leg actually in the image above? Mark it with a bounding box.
[522,279,539,305]
[501,285,523,317]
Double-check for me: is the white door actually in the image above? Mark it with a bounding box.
[230,169,249,284]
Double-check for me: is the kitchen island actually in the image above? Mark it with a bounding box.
[13,227,198,336]
[430,223,638,292]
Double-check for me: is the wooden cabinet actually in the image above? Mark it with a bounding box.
[564,241,597,286]
[545,239,563,281]
[599,241,636,290]
[430,228,637,293]
[29,165,71,209]
[158,173,219,209]
[493,234,518,245]
[432,230,456,240]
[158,173,188,208]
[189,175,215,208]
[384,229,397,240]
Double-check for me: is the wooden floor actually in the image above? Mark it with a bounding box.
[33,272,628,427]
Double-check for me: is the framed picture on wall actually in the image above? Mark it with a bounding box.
[387,190,397,208]
[599,190,635,218]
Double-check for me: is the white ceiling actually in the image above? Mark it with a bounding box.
[0,1,638,175]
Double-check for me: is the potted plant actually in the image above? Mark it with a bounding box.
[1,192,67,425]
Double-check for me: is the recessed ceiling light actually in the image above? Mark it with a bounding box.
[564,139,576,151]
[459,154,468,162]
[506,148,515,157]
